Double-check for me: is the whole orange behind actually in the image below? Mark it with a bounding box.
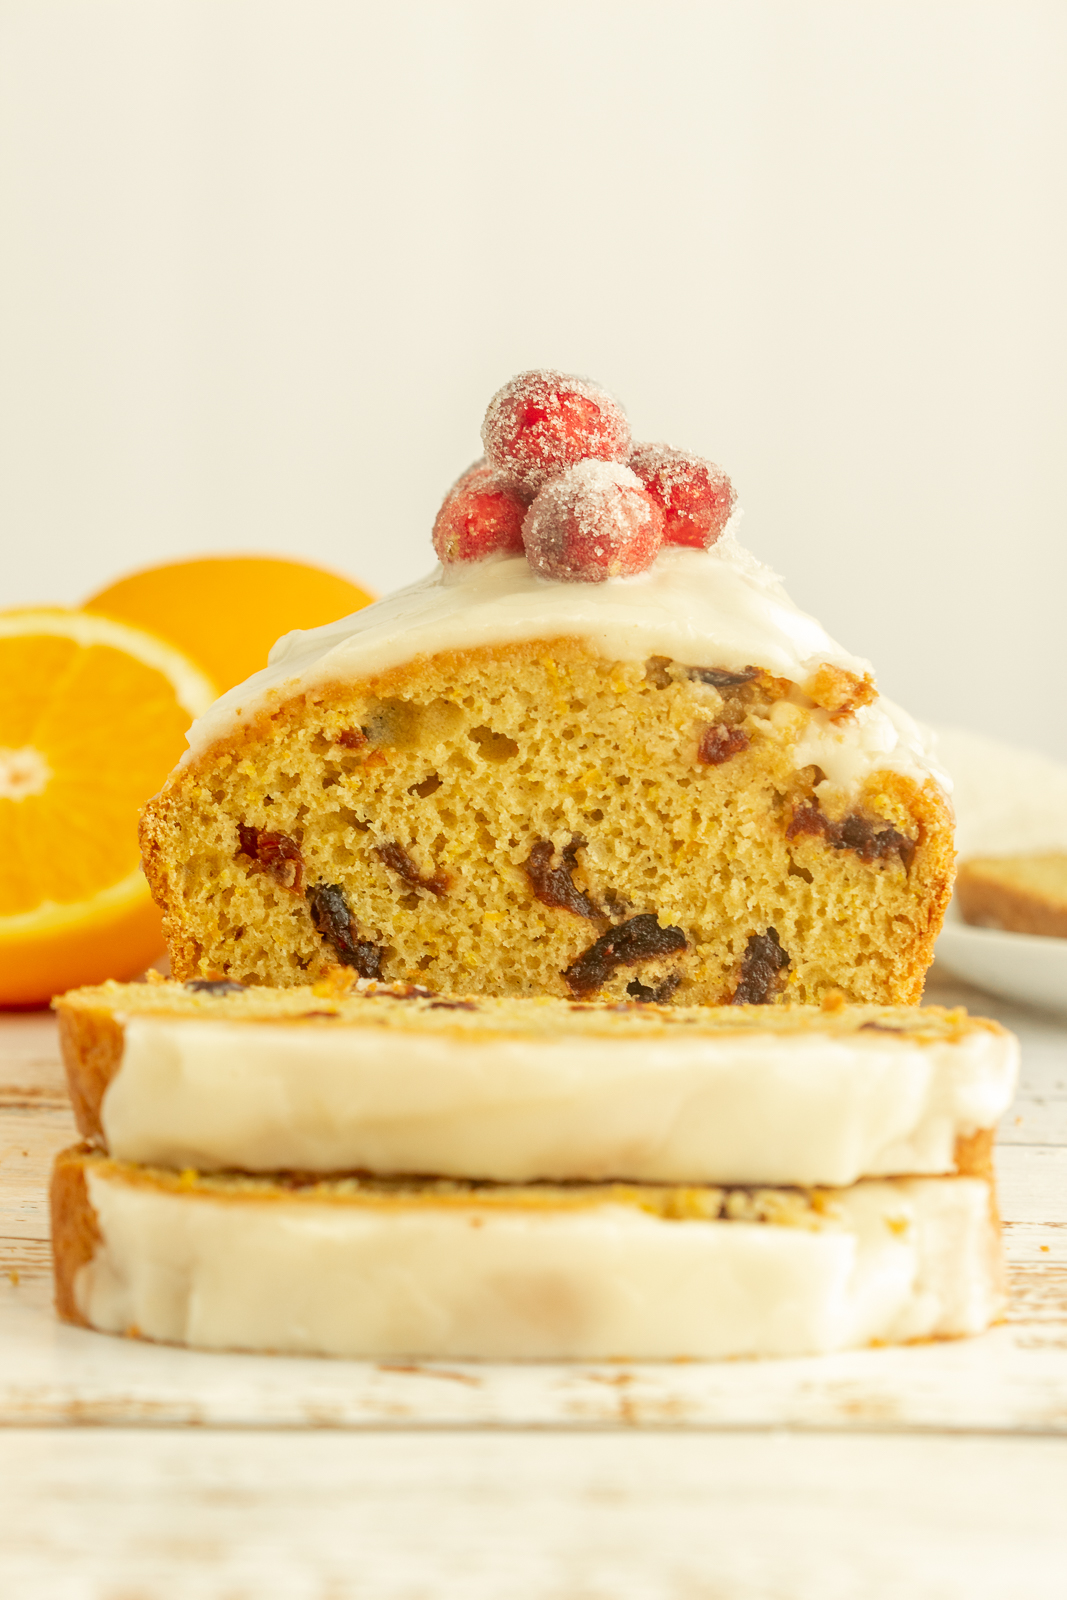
[0,610,217,1006]
[86,555,374,695]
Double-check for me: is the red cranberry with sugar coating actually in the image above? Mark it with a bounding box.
[522,460,663,583]
[628,444,736,549]
[432,461,527,563]
[481,370,631,496]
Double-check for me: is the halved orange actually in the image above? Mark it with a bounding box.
[86,555,374,696]
[0,609,216,1006]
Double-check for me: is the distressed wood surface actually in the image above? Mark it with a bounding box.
[2,970,1066,1434]
[2,1427,1066,1600]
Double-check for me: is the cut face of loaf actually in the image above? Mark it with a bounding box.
[52,1146,1005,1361]
[140,640,954,1005]
[55,980,1018,1187]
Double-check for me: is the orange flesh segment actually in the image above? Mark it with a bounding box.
[2,637,194,915]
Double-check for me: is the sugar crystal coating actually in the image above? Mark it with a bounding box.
[628,443,736,550]
[432,461,527,564]
[522,460,663,583]
[482,370,631,496]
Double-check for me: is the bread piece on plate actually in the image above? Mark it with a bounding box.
[52,1146,1004,1362]
[957,852,1067,939]
[55,979,1018,1187]
[139,377,953,1008]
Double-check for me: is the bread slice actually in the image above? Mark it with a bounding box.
[140,629,953,1009]
[55,979,1017,1187]
[957,852,1067,939]
[52,1145,1004,1361]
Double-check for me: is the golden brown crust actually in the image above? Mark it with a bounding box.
[50,1145,100,1327]
[140,639,955,1006]
[880,770,956,1003]
[56,978,1008,1039]
[803,665,878,720]
[952,1126,995,1181]
[957,853,1067,939]
[54,999,124,1142]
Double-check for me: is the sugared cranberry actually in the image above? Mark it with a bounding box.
[431,461,527,563]
[481,371,631,496]
[522,460,663,583]
[628,444,736,549]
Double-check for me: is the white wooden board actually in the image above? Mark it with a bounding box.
[2,1427,1066,1600]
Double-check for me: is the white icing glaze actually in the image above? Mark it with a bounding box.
[101,1017,1018,1186]
[182,536,814,738]
[180,529,945,798]
[76,1172,1001,1359]
[792,696,951,796]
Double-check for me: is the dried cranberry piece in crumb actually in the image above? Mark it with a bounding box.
[564,914,687,995]
[375,841,451,897]
[431,461,527,564]
[481,371,631,497]
[730,928,790,1005]
[523,838,600,919]
[237,823,304,894]
[688,665,758,689]
[697,725,750,766]
[787,801,916,870]
[629,444,736,550]
[307,883,384,979]
[523,460,663,583]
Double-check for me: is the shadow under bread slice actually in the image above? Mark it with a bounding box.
[55,980,1018,1188]
[52,1146,1005,1362]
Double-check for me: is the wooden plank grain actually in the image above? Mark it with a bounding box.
[0,1103,78,1268]
[0,1011,68,1100]
[997,1146,1067,1224]
[1000,1097,1067,1147]
[1,1428,1065,1600]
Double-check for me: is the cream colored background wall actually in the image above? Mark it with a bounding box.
[1,0,1064,758]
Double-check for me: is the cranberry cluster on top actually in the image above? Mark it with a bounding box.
[432,371,736,583]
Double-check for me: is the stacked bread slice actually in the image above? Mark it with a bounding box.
[52,977,1017,1361]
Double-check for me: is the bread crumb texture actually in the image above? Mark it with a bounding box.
[140,640,953,1005]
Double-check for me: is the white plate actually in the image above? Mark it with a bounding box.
[935,902,1067,1017]
[926,726,1067,1014]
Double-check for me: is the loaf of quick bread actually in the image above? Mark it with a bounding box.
[140,377,952,1007]
[52,372,988,1368]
